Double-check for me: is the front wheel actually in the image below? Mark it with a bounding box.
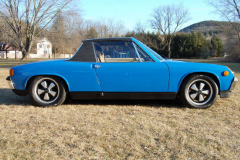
[28,76,66,107]
[180,75,218,109]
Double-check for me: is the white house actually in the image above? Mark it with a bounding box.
[30,37,52,58]
[0,43,22,59]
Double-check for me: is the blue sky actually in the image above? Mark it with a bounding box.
[81,0,221,32]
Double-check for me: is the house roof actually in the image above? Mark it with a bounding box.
[34,37,52,44]
[0,43,18,51]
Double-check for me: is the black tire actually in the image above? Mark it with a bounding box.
[180,75,218,109]
[28,76,66,107]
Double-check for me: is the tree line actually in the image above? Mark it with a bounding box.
[47,12,125,57]
[0,0,239,61]
[126,31,223,59]
[0,11,225,59]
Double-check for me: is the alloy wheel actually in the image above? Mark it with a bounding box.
[187,79,213,105]
[35,78,60,104]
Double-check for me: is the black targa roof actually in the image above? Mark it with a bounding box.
[68,37,133,62]
[83,37,132,42]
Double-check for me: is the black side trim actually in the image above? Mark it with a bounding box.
[220,91,231,98]
[12,89,28,96]
[70,92,177,100]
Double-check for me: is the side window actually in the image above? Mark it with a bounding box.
[136,45,154,62]
[94,41,140,62]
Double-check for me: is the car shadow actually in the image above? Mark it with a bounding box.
[0,89,31,106]
[66,99,185,109]
[0,88,184,109]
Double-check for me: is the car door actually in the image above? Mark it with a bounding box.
[93,41,169,92]
[63,62,103,92]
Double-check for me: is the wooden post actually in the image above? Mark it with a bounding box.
[54,48,56,59]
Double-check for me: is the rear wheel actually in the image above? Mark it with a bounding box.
[180,75,218,109]
[28,76,66,107]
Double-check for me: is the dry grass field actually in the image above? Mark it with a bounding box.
[0,59,239,159]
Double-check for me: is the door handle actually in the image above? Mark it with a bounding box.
[93,64,101,69]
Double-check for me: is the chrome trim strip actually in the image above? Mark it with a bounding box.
[132,42,142,62]
[92,42,98,63]
[234,77,238,82]
[133,42,156,62]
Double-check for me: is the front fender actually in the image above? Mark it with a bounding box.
[165,61,234,92]
[177,71,221,91]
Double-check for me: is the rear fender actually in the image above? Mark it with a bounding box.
[25,74,70,91]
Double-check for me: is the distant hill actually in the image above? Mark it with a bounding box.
[179,20,229,35]
[179,20,239,52]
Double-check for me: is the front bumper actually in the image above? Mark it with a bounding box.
[220,77,238,98]
[6,76,27,96]
[230,77,238,91]
[6,76,14,89]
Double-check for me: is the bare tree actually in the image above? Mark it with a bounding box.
[47,15,125,58]
[47,11,86,58]
[0,0,73,59]
[49,12,68,58]
[134,20,146,34]
[64,11,84,54]
[207,0,240,40]
[0,18,14,44]
[94,18,126,38]
[150,3,190,58]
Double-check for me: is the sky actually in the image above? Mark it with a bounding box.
[80,0,221,32]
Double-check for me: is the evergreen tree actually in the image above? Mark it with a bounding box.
[211,35,224,57]
[50,13,68,57]
[86,27,98,39]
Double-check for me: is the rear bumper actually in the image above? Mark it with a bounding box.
[6,76,27,96]
[220,77,238,98]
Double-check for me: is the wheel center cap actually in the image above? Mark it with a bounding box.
[44,88,49,93]
[198,90,202,94]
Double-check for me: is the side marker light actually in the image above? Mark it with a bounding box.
[10,69,14,76]
[223,71,229,76]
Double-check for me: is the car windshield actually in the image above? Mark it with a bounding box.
[136,40,164,61]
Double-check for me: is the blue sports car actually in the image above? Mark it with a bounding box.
[6,37,238,108]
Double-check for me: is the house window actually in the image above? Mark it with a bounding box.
[47,45,50,48]
[39,44,42,48]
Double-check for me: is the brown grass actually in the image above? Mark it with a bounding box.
[0,59,239,159]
